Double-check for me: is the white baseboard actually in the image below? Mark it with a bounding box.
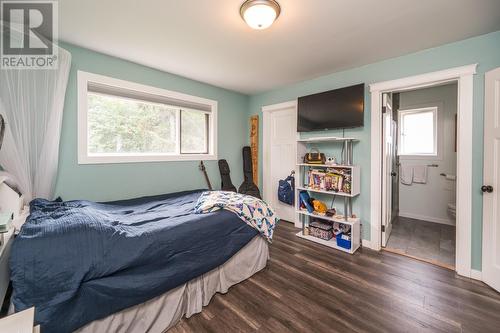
[362,239,373,249]
[398,212,455,226]
[470,269,482,281]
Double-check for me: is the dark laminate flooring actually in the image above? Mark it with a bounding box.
[169,221,500,333]
[386,216,455,269]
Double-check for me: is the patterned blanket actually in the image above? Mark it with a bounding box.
[194,191,279,242]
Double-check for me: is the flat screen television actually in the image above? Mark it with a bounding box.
[297,83,364,132]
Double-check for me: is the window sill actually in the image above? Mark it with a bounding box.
[78,153,218,165]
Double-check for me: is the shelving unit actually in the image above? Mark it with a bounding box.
[295,136,361,254]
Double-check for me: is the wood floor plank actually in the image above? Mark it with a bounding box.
[171,221,500,332]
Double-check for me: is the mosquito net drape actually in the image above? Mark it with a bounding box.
[0,21,71,201]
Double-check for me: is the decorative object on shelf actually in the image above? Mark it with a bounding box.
[277,171,295,205]
[326,156,337,165]
[312,199,327,214]
[303,147,326,164]
[326,208,336,217]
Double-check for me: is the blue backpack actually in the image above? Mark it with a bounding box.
[278,174,295,205]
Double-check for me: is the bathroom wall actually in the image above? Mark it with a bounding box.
[398,83,458,225]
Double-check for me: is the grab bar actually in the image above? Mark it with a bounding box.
[396,163,438,167]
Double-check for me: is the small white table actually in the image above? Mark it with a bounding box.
[0,227,15,307]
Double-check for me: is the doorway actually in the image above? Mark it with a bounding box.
[370,64,476,278]
[262,101,297,223]
[381,83,458,269]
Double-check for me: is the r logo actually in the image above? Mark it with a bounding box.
[1,1,58,68]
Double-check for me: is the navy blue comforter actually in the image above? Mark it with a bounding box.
[10,190,258,333]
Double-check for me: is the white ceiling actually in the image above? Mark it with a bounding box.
[59,0,500,95]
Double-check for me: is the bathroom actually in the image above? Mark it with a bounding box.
[383,82,457,269]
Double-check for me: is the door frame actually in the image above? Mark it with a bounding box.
[369,64,477,278]
[262,100,298,223]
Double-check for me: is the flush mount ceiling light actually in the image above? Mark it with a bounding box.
[240,0,281,30]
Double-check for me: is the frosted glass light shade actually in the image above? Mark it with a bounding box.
[240,0,281,30]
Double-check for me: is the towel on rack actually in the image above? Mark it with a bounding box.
[400,164,413,185]
[413,165,428,184]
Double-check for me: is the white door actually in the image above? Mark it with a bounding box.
[482,67,500,292]
[263,103,296,223]
[382,93,394,247]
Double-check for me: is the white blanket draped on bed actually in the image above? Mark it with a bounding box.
[194,191,279,242]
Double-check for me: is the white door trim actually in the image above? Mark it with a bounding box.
[369,64,477,278]
[262,100,298,221]
[482,67,500,290]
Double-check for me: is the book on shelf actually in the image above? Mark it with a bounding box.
[298,191,314,213]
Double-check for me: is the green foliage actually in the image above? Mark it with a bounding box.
[88,93,176,154]
[87,94,208,155]
[181,110,207,153]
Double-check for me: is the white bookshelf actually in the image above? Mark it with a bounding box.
[295,136,361,254]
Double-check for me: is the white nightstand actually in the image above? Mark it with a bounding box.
[0,227,14,307]
[0,307,38,333]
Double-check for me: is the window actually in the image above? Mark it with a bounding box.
[398,107,437,157]
[78,71,217,164]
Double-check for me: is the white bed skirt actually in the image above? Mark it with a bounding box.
[76,236,269,333]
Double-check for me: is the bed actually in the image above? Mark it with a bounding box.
[9,190,274,333]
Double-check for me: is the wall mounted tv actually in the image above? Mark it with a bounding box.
[297,83,365,132]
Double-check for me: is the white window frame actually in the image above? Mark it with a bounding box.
[77,71,218,164]
[397,106,439,159]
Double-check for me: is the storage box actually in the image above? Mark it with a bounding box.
[336,233,352,250]
[309,221,333,240]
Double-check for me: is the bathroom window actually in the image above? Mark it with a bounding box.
[398,107,438,157]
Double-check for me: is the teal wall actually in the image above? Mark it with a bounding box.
[56,31,500,270]
[55,43,249,202]
[248,31,500,270]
